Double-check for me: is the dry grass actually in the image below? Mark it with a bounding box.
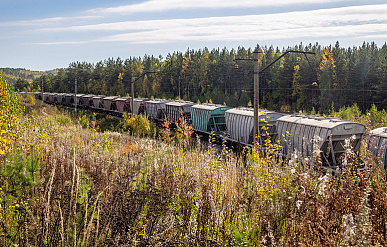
[1,104,387,246]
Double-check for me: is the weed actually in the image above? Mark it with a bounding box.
[2,99,387,246]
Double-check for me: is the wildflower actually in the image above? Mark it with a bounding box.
[296,200,303,209]
[318,174,330,196]
[342,214,356,239]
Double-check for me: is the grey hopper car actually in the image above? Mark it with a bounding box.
[276,115,366,167]
[43,93,50,102]
[47,93,57,103]
[102,96,118,111]
[165,101,195,123]
[133,98,150,115]
[146,99,170,119]
[56,93,66,104]
[34,92,41,100]
[368,127,387,169]
[225,108,283,145]
[63,94,74,106]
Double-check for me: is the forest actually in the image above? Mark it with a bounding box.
[12,41,387,114]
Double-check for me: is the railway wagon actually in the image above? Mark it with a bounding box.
[73,94,85,106]
[63,94,74,106]
[146,99,169,119]
[43,93,50,102]
[276,115,366,167]
[92,96,105,109]
[34,92,41,100]
[133,98,150,115]
[80,95,95,107]
[368,127,387,169]
[191,104,231,134]
[102,96,118,111]
[225,108,283,146]
[55,93,66,104]
[48,93,57,103]
[165,101,195,123]
[115,97,131,113]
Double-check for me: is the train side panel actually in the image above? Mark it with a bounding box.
[276,115,365,167]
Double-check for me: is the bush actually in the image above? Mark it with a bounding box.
[0,146,44,245]
[122,113,155,137]
[0,73,22,156]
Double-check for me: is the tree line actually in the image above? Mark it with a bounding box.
[15,41,387,113]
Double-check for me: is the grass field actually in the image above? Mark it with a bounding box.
[2,93,387,246]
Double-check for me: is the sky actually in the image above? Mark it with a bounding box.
[1,0,386,71]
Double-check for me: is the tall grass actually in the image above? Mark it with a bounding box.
[1,101,387,246]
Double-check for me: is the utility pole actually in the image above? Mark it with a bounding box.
[253,49,259,143]
[41,75,44,104]
[131,71,134,114]
[130,71,157,114]
[75,78,77,112]
[235,49,316,145]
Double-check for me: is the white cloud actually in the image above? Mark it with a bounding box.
[34,4,387,45]
[37,4,387,32]
[0,16,100,27]
[87,0,351,15]
[95,23,387,44]
[36,40,90,45]
[1,0,351,27]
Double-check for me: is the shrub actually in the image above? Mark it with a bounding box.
[0,73,22,156]
[122,113,155,137]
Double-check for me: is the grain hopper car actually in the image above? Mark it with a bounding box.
[43,93,50,102]
[47,93,57,103]
[165,101,195,123]
[72,94,85,107]
[368,127,387,169]
[115,97,132,114]
[191,103,231,135]
[102,96,118,111]
[55,93,66,104]
[276,115,366,167]
[224,108,283,146]
[80,95,94,108]
[132,98,150,115]
[62,94,73,106]
[146,99,170,120]
[33,92,41,100]
[92,96,105,110]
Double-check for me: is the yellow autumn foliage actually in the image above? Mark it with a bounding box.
[0,74,22,156]
[123,113,155,137]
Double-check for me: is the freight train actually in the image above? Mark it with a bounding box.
[23,92,387,170]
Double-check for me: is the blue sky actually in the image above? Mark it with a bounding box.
[1,0,386,71]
